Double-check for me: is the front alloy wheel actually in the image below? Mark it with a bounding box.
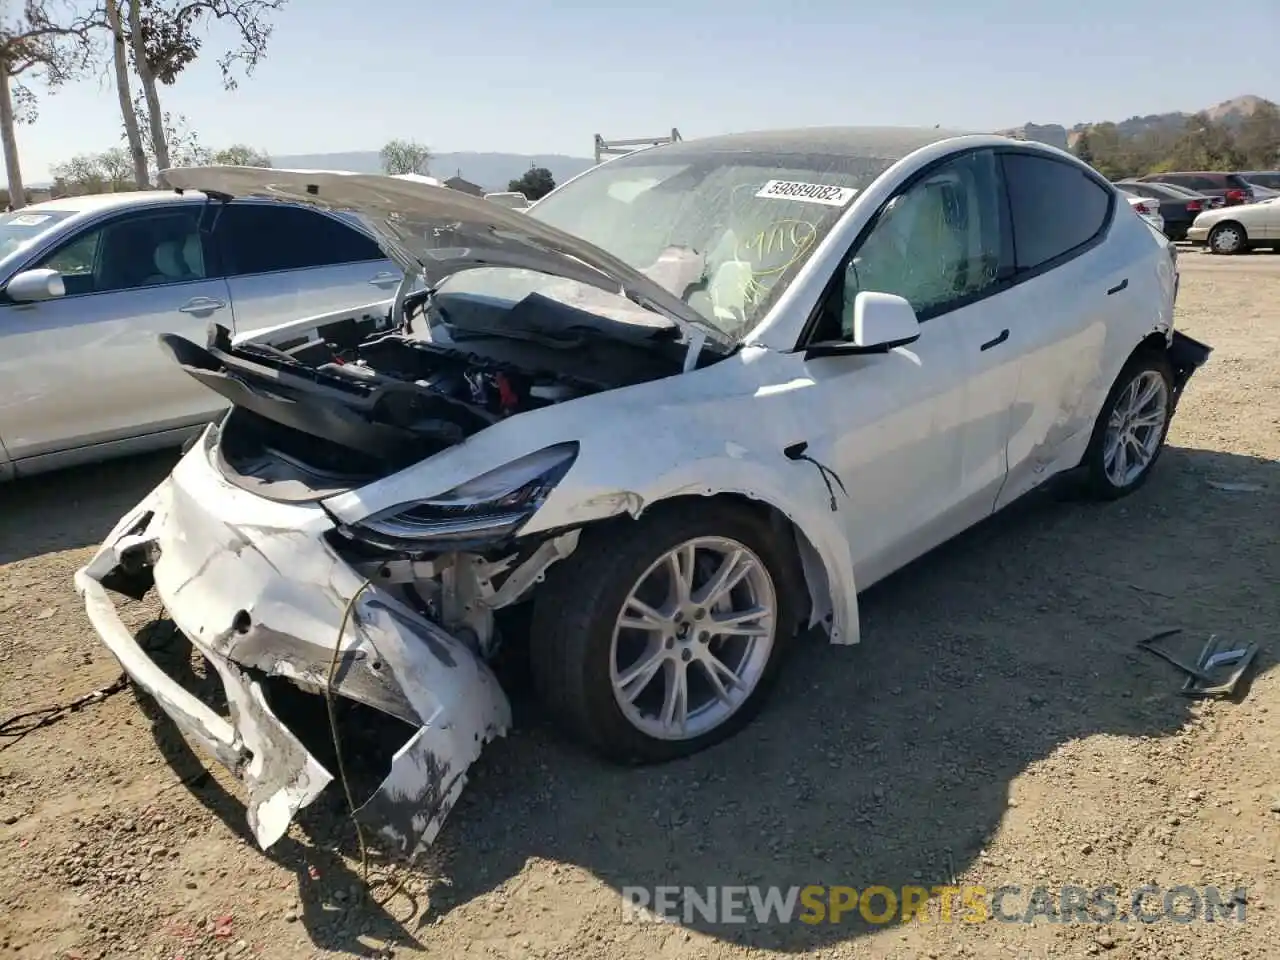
[609,537,776,741]
[529,501,801,763]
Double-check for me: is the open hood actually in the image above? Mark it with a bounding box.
[164,166,730,353]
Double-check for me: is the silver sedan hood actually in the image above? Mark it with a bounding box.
[164,166,730,352]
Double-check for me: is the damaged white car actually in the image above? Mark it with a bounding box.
[76,128,1210,860]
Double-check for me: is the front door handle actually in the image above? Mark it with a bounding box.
[1106,278,1128,296]
[178,296,227,315]
[368,271,400,286]
[980,329,1009,352]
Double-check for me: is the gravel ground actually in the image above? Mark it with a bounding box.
[1,251,1278,960]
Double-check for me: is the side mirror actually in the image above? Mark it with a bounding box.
[6,268,66,303]
[851,291,920,349]
[805,291,921,358]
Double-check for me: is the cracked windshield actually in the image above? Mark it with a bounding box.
[449,151,896,339]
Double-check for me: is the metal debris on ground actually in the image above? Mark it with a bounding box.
[1137,628,1260,698]
[0,673,128,751]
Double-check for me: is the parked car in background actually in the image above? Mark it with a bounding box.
[77,132,1208,859]
[1115,180,1214,240]
[1243,182,1280,200]
[1135,171,1255,206]
[1238,171,1280,192]
[484,190,532,212]
[1119,191,1165,234]
[1151,181,1226,209]
[1186,196,1280,254]
[0,191,404,481]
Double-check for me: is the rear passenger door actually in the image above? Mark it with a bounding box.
[994,151,1122,509]
[214,202,402,335]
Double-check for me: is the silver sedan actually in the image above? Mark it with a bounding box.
[0,190,404,480]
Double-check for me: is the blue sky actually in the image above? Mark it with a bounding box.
[18,0,1279,182]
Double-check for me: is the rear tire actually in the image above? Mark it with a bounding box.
[1082,350,1175,500]
[529,500,804,764]
[1208,221,1248,255]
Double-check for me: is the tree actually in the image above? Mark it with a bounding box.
[1073,130,1095,167]
[126,92,208,171]
[508,166,555,201]
[105,0,149,187]
[96,146,134,187]
[209,143,269,166]
[112,0,286,181]
[1236,101,1280,169]
[50,147,137,195]
[0,1,95,207]
[1165,113,1244,172]
[380,139,431,176]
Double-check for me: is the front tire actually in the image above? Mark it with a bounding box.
[529,500,803,764]
[1082,350,1175,500]
[1208,221,1248,255]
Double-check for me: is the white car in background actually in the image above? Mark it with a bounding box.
[78,130,1209,861]
[1186,196,1280,254]
[484,190,532,212]
[1118,189,1165,234]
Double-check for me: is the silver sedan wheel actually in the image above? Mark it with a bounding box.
[609,536,777,741]
[1103,370,1169,487]
[1210,224,1244,254]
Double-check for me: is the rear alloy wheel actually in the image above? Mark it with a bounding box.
[1082,352,1174,500]
[529,501,801,763]
[1208,221,1248,255]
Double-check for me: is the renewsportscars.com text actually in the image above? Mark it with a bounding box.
[621,884,1248,926]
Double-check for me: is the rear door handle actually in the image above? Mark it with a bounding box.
[178,296,226,315]
[980,329,1009,352]
[368,271,400,286]
[1107,278,1128,296]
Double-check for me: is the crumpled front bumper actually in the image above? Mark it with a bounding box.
[74,434,511,857]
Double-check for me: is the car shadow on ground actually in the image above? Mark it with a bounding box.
[0,450,179,565]
[132,444,1278,954]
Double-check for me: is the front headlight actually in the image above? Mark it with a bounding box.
[349,442,578,548]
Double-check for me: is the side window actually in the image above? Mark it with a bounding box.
[840,150,1007,328]
[33,208,206,296]
[1002,153,1111,271]
[217,204,384,276]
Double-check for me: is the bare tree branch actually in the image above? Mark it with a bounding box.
[0,1,100,206]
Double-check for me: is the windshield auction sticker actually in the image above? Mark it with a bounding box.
[755,180,858,207]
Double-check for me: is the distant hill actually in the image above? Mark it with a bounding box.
[997,94,1276,150]
[271,150,596,192]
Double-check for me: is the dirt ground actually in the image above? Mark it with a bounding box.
[2,251,1278,960]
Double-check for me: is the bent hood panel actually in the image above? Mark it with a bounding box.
[163,166,728,350]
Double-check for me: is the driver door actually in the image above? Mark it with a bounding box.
[799,148,1022,587]
[0,204,231,464]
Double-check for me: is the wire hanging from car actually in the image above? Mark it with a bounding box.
[325,578,423,915]
[784,441,848,512]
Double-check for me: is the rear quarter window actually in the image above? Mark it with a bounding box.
[1001,153,1113,271]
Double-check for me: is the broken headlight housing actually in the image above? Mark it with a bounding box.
[348,442,579,549]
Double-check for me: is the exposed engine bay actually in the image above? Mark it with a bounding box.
[159,287,694,503]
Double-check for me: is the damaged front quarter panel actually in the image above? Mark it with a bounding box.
[75,448,512,861]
